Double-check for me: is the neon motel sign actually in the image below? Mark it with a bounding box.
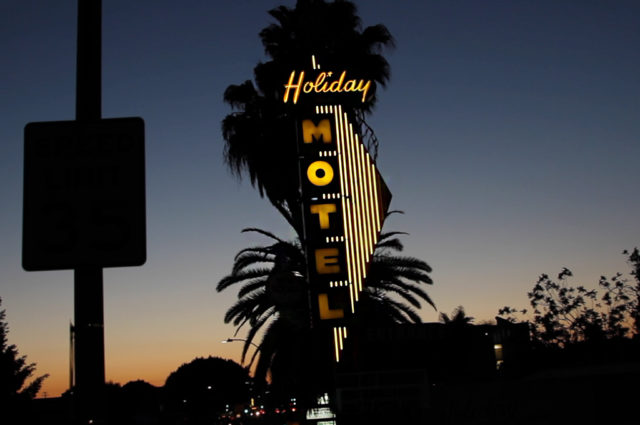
[283,70,372,104]
[286,57,391,361]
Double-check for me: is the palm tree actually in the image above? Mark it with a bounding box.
[439,305,475,326]
[222,0,394,235]
[217,227,434,404]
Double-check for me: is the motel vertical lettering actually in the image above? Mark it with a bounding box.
[298,114,350,324]
[290,58,392,362]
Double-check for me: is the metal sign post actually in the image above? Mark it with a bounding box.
[23,1,146,423]
[74,1,104,423]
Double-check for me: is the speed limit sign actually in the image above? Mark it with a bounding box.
[23,117,146,271]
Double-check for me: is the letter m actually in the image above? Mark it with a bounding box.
[302,119,332,144]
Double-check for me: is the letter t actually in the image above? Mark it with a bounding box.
[310,203,337,229]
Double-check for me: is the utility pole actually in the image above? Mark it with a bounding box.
[74,1,105,423]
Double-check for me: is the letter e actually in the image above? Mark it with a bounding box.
[315,248,340,274]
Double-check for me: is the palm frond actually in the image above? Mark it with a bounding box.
[375,255,433,274]
[374,276,434,306]
[383,296,423,323]
[237,278,270,299]
[217,267,272,292]
[223,289,271,325]
[378,231,409,243]
[233,251,275,274]
[241,306,276,364]
[233,245,273,261]
[242,227,286,243]
[252,319,284,383]
[375,236,404,252]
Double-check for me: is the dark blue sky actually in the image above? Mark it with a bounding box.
[1,0,638,396]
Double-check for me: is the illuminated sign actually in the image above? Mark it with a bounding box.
[284,71,372,104]
[292,56,391,362]
[295,59,391,360]
[283,56,372,105]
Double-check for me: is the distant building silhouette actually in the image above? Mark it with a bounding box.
[335,319,530,424]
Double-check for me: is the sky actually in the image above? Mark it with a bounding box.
[1,0,638,398]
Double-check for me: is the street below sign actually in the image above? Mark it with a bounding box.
[23,117,146,271]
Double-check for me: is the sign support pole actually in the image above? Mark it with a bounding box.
[74,1,105,423]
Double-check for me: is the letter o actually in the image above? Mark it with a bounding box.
[307,161,334,186]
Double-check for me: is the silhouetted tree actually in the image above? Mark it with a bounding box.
[499,268,606,346]
[217,227,433,405]
[105,380,161,425]
[163,357,250,424]
[498,248,640,346]
[222,0,394,235]
[439,305,474,326]
[0,297,48,411]
[599,248,640,337]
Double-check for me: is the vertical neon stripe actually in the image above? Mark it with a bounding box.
[335,106,353,307]
[363,147,374,256]
[357,141,366,289]
[354,133,365,279]
[333,106,356,313]
[343,113,358,297]
[347,120,363,294]
[364,155,374,255]
[333,327,340,362]
[357,142,370,273]
[371,164,381,231]
[365,161,374,233]
[367,160,379,252]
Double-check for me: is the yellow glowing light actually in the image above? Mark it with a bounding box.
[349,124,366,290]
[307,160,334,186]
[369,156,376,250]
[344,119,359,286]
[283,70,372,104]
[357,142,369,270]
[362,145,373,256]
[283,71,304,104]
[364,156,373,255]
[305,103,387,330]
[334,105,357,310]
[334,108,346,196]
[371,164,381,231]
[319,294,344,320]
[302,119,332,144]
[314,248,341,274]
[310,203,337,229]
[366,162,376,236]
[333,328,340,362]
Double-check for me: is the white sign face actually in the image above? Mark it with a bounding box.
[23,117,146,271]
